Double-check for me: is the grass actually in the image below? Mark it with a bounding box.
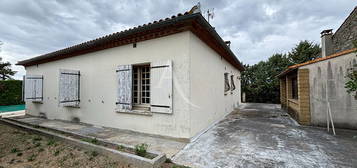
[82,137,99,145]
[10,148,19,153]
[47,139,56,146]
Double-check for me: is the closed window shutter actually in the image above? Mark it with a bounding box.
[150,60,172,114]
[116,65,133,111]
[24,75,43,102]
[230,75,236,91]
[59,69,80,107]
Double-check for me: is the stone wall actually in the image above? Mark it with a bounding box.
[332,7,357,53]
[280,78,287,109]
[297,69,311,125]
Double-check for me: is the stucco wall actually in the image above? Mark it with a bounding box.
[188,32,241,138]
[301,52,357,129]
[25,32,192,139]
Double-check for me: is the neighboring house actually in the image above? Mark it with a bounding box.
[278,7,357,129]
[16,7,244,141]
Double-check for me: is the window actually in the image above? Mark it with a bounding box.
[24,75,43,102]
[59,69,80,107]
[291,76,298,99]
[116,60,172,114]
[133,65,150,107]
[224,73,230,94]
[230,75,236,91]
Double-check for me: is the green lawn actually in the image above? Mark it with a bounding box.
[0,104,25,113]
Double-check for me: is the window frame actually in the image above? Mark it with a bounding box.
[291,76,298,100]
[132,64,151,108]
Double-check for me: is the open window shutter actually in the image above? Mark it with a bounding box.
[116,65,133,112]
[59,69,80,107]
[24,75,43,102]
[150,60,172,113]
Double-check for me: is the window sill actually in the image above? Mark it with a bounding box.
[116,110,153,116]
[288,99,299,104]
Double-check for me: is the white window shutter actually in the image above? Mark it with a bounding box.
[116,65,133,112]
[150,60,172,114]
[59,69,80,107]
[24,75,43,102]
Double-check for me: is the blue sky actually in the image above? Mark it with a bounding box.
[0,0,355,79]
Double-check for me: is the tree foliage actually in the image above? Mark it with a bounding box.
[241,40,320,103]
[0,42,17,80]
[0,80,24,105]
[344,41,357,98]
[288,40,320,65]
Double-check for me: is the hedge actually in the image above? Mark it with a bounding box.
[0,80,24,106]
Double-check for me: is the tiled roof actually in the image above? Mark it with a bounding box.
[17,7,244,71]
[277,48,356,77]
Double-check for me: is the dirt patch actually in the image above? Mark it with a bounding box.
[0,123,123,168]
[0,123,188,168]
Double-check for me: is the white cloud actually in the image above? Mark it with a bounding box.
[0,0,355,80]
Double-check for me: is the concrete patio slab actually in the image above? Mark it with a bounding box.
[173,103,357,168]
[9,115,187,158]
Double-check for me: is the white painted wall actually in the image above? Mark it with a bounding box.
[300,52,357,129]
[25,32,192,139]
[24,31,242,139]
[188,32,241,138]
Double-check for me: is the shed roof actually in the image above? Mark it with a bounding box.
[17,9,244,71]
[277,48,356,78]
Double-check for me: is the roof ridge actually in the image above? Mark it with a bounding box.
[42,10,193,58]
[333,6,357,37]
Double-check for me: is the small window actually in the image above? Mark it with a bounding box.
[224,73,230,94]
[116,60,172,114]
[133,65,150,108]
[230,75,236,91]
[291,76,298,99]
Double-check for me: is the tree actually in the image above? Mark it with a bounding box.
[241,54,290,103]
[241,40,321,103]
[345,41,357,98]
[0,42,17,80]
[288,40,320,65]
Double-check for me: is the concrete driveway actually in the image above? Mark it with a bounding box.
[173,103,357,168]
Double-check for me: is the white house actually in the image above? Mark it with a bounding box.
[17,8,244,141]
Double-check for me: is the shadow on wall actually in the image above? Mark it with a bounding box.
[311,58,357,129]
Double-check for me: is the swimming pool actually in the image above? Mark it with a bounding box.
[0,104,25,113]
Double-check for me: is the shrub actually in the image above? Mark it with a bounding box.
[47,139,56,146]
[0,80,24,105]
[117,145,125,150]
[82,138,98,145]
[135,143,148,157]
[27,154,36,161]
[54,150,60,156]
[10,148,19,153]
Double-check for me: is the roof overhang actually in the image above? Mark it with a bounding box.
[17,13,244,71]
[277,48,356,78]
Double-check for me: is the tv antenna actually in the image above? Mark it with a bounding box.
[206,8,214,23]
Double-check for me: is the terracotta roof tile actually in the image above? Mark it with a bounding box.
[17,7,244,71]
[278,48,356,77]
